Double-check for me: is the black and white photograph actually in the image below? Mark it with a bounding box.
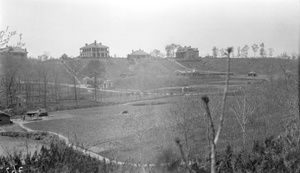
[0,0,299,172]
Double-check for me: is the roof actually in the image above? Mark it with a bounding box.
[129,49,150,56]
[174,69,196,74]
[177,46,198,53]
[0,46,27,54]
[0,111,11,117]
[80,41,109,49]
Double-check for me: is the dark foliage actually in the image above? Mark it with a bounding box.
[1,129,300,173]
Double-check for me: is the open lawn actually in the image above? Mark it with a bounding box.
[8,58,295,164]
[177,58,298,75]
[24,98,173,162]
[23,92,288,163]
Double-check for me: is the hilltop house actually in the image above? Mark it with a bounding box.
[80,40,109,58]
[127,49,150,59]
[0,46,28,58]
[0,46,28,78]
[176,46,199,59]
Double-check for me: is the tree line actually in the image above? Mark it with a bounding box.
[0,53,105,114]
[212,43,275,58]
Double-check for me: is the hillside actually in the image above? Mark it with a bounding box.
[177,58,298,75]
[44,57,295,91]
[129,58,185,76]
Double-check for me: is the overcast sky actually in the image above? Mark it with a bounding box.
[0,0,299,58]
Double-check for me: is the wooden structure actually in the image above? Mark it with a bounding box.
[0,111,11,125]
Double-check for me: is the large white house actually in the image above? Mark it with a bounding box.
[80,40,109,58]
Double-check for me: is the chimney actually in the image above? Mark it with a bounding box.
[94,40,97,45]
[132,50,134,53]
[99,42,102,45]
[85,43,88,46]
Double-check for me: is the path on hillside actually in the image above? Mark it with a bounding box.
[167,58,188,70]
[12,118,155,167]
[60,60,83,86]
[168,59,231,74]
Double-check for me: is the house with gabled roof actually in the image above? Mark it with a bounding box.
[0,46,28,58]
[127,49,150,59]
[80,40,109,58]
[176,46,199,59]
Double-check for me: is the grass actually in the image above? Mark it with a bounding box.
[22,91,290,163]
[7,57,296,164]
[24,98,173,162]
[177,58,298,75]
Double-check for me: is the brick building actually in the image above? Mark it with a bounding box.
[176,46,199,59]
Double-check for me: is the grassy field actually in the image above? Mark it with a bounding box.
[177,58,298,75]
[15,58,297,164]
[23,90,289,163]
[24,99,173,162]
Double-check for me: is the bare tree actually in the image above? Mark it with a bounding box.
[165,44,181,58]
[150,49,162,58]
[259,43,266,58]
[278,57,292,87]
[0,26,25,108]
[268,48,274,58]
[219,48,225,58]
[201,47,232,173]
[19,57,35,106]
[0,26,25,47]
[212,47,219,58]
[237,46,241,58]
[165,45,172,58]
[0,53,22,107]
[51,62,62,103]
[241,45,249,58]
[168,98,196,159]
[83,60,105,101]
[36,60,50,108]
[63,59,84,107]
[229,90,258,148]
[251,44,259,58]
[169,95,222,160]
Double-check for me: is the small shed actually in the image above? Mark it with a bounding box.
[0,111,11,125]
[248,71,257,77]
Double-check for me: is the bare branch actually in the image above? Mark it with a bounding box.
[214,47,232,144]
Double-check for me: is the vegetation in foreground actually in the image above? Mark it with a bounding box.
[0,118,299,173]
